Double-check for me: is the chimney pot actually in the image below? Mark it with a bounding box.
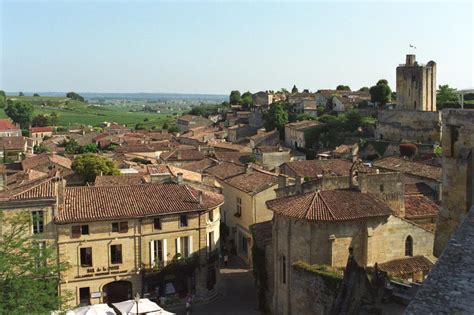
[177,172,183,184]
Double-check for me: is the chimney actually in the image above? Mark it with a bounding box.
[278,174,288,189]
[246,165,253,174]
[406,54,416,66]
[295,175,302,193]
[177,150,182,160]
[177,172,184,185]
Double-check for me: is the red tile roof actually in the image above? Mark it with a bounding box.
[0,176,58,202]
[57,183,224,223]
[21,153,72,170]
[0,137,27,150]
[29,127,54,133]
[160,149,205,161]
[373,157,442,181]
[281,159,352,178]
[0,119,20,131]
[213,152,251,166]
[224,170,278,194]
[404,183,436,197]
[266,189,393,221]
[404,195,440,219]
[378,255,434,277]
[94,174,150,186]
[181,158,216,173]
[204,162,246,180]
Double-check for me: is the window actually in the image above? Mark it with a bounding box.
[235,197,242,217]
[178,236,190,258]
[379,184,384,192]
[35,241,47,268]
[153,218,162,230]
[110,244,123,264]
[208,209,214,222]
[32,211,44,234]
[112,221,128,233]
[71,225,89,238]
[240,234,248,254]
[405,236,413,257]
[208,231,214,252]
[179,215,188,228]
[80,247,93,267]
[281,255,287,284]
[151,240,163,265]
[79,287,90,305]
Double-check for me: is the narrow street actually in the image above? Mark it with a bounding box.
[172,255,259,315]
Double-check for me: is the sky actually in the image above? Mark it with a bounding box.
[0,0,473,95]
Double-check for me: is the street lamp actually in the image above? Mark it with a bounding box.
[134,292,140,315]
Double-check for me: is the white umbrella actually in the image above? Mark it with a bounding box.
[66,304,116,315]
[113,298,161,314]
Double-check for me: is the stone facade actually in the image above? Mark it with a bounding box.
[434,109,474,257]
[374,110,440,143]
[284,120,320,150]
[396,54,437,111]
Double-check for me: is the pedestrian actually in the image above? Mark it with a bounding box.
[186,293,193,315]
[224,252,229,267]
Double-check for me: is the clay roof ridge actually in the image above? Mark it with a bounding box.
[317,191,337,221]
[11,176,56,198]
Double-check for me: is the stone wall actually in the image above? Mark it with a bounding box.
[375,110,440,143]
[434,109,474,256]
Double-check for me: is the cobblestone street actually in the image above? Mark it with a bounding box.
[171,255,259,315]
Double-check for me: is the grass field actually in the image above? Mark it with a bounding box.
[3,96,181,128]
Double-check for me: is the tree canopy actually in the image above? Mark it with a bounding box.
[32,114,51,127]
[0,90,6,108]
[369,79,392,106]
[291,85,298,94]
[0,212,70,314]
[66,92,85,102]
[5,101,34,129]
[229,90,241,105]
[263,101,288,133]
[241,91,254,108]
[437,84,459,110]
[358,87,369,92]
[336,85,351,91]
[72,153,120,183]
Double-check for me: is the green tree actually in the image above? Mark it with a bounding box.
[162,122,169,130]
[0,90,6,108]
[291,85,298,94]
[369,79,392,106]
[358,87,369,92]
[66,91,85,102]
[437,84,459,110]
[167,124,180,133]
[0,212,71,314]
[63,139,80,154]
[72,153,120,183]
[33,143,49,154]
[241,91,254,108]
[78,143,98,154]
[229,90,241,105]
[336,85,351,91]
[19,91,24,96]
[5,101,34,129]
[33,93,40,97]
[296,113,317,121]
[343,109,363,132]
[50,112,58,126]
[264,101,288,133]
[32,114,51,127]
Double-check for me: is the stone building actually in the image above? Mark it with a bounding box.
[177,115,213,133]
[396,54,437,111]
[434,109,474,257]
[29,126,54,143]
[253,146,291,171]
[284,120,320,150]
[0,119,22,137]
[0,173,223,309]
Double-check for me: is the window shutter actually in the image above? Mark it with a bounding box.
[72,225,81,238]
[163,239,168,263]
[150,241,155,266]
[176,237,181,256]
[189,235,193,255]
[119,221,128,233]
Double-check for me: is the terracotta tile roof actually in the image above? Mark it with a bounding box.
[210,142,252,152]
[378,255,434,277]
[0,176,58,202]
[285,120,320,131]
[21,153,72,170]
[205,162,246,180]
[29,127,54,133]
[373,157,441,181]
[404,195,439,219]
[251,220,273,249]
[266,189,393,221]
[181,158,216,173]
[115,144,157,153]
[224,170,278,194]
[147,165,171,175]
[255,145,291,153]
[57,183,223,223]
[0,119,20,131]
[7,169,49,186]
[167,165,202,183]
[0,137,27,150]
[213,152,251,166]
[94,174,150,186]
[178,114,213,124]
[160,149,205,161]
[404,183,436,197]
[281,159,352,178]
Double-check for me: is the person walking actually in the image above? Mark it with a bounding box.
[223,252,229,267]
[186,293,193,315]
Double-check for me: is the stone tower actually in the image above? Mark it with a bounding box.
[434,109,474,257]
[396,54,437,111]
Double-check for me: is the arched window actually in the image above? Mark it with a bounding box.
[405,236,413,257]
